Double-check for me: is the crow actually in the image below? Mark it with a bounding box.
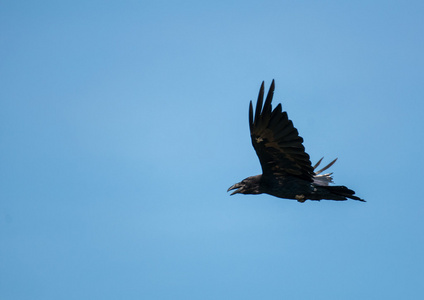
[228,80,364,202]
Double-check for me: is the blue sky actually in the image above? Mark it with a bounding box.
[1,0,423,299]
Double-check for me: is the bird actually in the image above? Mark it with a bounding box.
[227,80,364,202]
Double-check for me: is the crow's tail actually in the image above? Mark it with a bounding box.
[322,185,365,202]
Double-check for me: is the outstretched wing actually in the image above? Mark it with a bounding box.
[249,80,314,182]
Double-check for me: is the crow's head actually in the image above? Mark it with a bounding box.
[227,175,262,195]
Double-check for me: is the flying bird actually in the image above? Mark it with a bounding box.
[228,80,364,202]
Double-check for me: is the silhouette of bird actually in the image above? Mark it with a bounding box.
[228,80,364,202]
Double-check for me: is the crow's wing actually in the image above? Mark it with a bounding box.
[249,80,314,182]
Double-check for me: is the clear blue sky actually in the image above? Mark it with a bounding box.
[1,1,423,299]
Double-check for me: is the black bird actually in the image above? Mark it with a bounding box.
[228,80,364,202]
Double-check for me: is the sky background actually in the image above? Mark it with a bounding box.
[1,0,423,299]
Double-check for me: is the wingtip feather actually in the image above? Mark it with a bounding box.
[254,82,265,125]
[249,101,253,128]
[313,157,324,170]
[315,158,338,175]
[263,80,275,116]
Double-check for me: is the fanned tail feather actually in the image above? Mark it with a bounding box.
[311,158,365,201]
[313,157,337,186]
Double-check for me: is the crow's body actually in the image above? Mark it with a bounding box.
[228,80,364,202]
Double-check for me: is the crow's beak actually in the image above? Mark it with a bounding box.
[227,182,243,195]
